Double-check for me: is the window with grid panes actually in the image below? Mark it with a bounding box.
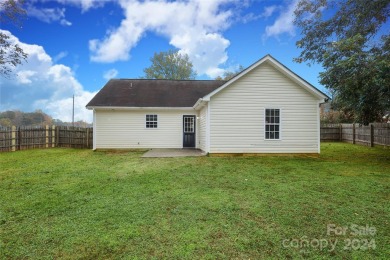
[146,114,158,128]
[184,116,194,133]
[265,109,280,139]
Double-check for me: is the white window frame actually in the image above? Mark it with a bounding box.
[264,108,281,140]
[183,116,195,133]
[145,114,158,129]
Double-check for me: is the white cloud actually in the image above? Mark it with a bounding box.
[53,51,68,63]
[27,4,72,26]
[0,30,96,122]
[262,5,278,19]
[26,0,110,13]
[89,0,235,77]
[263,0,298,39]
[103,68,118,80]
[55,0,110,12]
[239,5,278,24]
[34,91,96,123]
[60,20,72,26]
[17,70,37,84]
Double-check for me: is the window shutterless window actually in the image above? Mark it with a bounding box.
[183,116,195,133]
[265,109,280,139]
[146,114,158,128]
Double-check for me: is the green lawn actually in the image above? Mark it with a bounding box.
[0,143,389,259]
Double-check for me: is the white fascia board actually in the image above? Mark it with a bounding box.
[87,106,195,111]
[202,55,328,102]
[192,98,203,109]
[193,98,208,110]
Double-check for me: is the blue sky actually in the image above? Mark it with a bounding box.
[0,0,326,122]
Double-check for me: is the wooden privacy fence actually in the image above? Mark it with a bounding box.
[321,123,390,147]
[1,124,388,152]
[0,126,93,152]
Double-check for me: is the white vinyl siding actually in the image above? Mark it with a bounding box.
[198,105,208,152]
[209,61,320,153]
[95,109,197,149]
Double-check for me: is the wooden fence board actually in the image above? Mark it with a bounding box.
[0,126,93,152]
[0,127,12,152]
[321,123,390,147]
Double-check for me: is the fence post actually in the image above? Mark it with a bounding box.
[18,127,21,151]
[339,124,342,141]
[352,123,355,144]
[11,126,16,152]
[56,126,60,147]
[52,126,55,148]
[86,128,89,148]
[45,125,49,148]
[69,127,71,148]
[370,124,374,147]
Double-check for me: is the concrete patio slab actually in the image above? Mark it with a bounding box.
[142,148,206,158]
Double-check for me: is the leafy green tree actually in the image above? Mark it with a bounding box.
[0,118,12,127]
[0,110,53,126]
[143,50,197,80]
[215,65,245,80]
[294,0,390,125]
[0,0,28,78]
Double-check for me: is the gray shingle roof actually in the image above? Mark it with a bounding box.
[86,79,226,108]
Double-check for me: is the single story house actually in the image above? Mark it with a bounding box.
[86,55,328,154]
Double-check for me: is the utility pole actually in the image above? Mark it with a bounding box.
[72,94,74,127]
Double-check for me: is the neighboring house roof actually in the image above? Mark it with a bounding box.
[86,79,225,108]
[202,54,329,102]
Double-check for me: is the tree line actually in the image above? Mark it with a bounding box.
[0,110,91,127]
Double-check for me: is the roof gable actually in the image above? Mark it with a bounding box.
[202,54,328,101]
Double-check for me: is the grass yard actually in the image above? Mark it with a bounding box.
[0,143,389,259]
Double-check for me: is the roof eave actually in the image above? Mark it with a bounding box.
[86,106,195,111]
[193,98,209,110]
